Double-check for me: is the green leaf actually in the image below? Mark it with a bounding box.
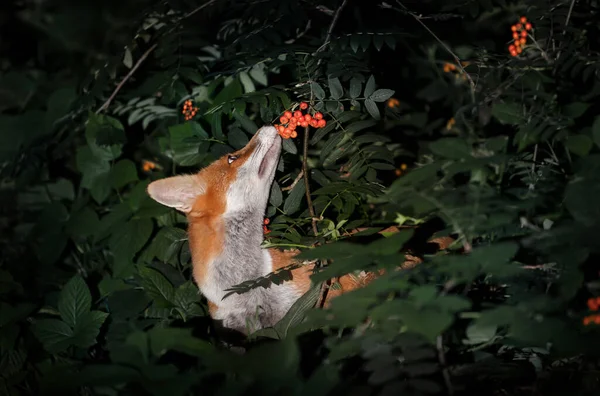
[66,207,100,238]
[274,283,322,338]
[563,102,590,118]
[85,113,125,161]
[269,181,283,207]
[328,77,343,100]
[228,127,249,149]
[491,102,522,125]
[110,159,138,189]
[464,323,497,345]
[76,146,110,189]
[169,122,209,166]
[139,266,176,308]
[71,311,109,348]
[147,226,188,263]
[349,78,362,98]
[109,218,153,262]
[566,135,592,157]
[429,138,471,159]
[592,116,600,148]
[364,75,376,98]
[311,82,326,100]
[282,137,297,154]
[369,89,394,103]
[33,319,74,353]
[364,98,380,120]
[58,275,92,328]
[283,179,306,215]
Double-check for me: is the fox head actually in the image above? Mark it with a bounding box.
[147,125,282,218]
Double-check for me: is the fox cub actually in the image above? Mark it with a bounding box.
[147,126,368,334]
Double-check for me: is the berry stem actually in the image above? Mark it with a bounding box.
[302,125,318,236]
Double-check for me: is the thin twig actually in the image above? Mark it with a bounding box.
[96,43,157,114]
[436,335,454,395]
[96,0,219,114]
[303,126,318,236]
[556,0,577,59]
[281,170,304,191]
[390,1,475,99]
[315,0,349,54]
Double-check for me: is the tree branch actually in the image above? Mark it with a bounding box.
[302,126,318,236]
[281,170,304,191]
[96,0,219,114]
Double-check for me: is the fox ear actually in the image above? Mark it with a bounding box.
[147,175,204,213]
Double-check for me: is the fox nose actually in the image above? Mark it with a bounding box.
[257,125,278,139]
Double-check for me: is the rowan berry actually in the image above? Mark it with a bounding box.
[521,30,527,38]
[519,38,526,45]
[280,116,289,124]
[317,119,326,128]
[525,22,532,31]
[264,218,270,225]
[299,102,308,110]
[314,112,323,120]
[300,121,308,128]
[520,16,527,24]
[304,114,312,122]
[511,25,517,32]
[284,111,293,119]
[284,127,291,136]
[513,32,519,40]
[291,131,297,138]
[310,119,319,128]
[294,110,303,118]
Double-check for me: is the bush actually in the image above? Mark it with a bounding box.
[1,0,599,395]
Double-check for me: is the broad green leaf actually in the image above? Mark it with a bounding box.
[58,275,92,328]
[269,181,283,207]
[110,159,138,189]
[76,146,110,189]
[464,323,497,345]
[282,137,297,154]
[311,82,326,100]
[109,218,153,262]
[369,89,394,103]
[283,179,306,215]
[275,282,322,338]
[85,113,125,161]
[148,327,214,357]
[364,75,376,98]
[566,135,592,157]
[169,122,209,166]
[592,116,600,148]
[328,77,343,100]
[228,127,249,149]
[349,78,362,98]
[364,98,380,120]
[429,138,471,159]
[71,311,109,348]
[563,102,590,118]
[139,266,176,308]
[33,319,74,353]
[491,102,522,125]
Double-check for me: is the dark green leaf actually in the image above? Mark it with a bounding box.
[58,275,92,328]
[283,180,306,215]
[328,77,343,100]
[369,89,394,103]
[364,99,380,120]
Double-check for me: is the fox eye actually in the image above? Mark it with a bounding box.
[227,155,238,164]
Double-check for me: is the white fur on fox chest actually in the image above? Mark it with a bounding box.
[198,219,302,333]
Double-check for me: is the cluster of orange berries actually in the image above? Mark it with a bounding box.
[182,99,198,121]
[142,160,159,173]
[263,218,271,234]
[394,163,408,177]
[508,16,533,57]
[275,102,327,139]
[584,297,600,326]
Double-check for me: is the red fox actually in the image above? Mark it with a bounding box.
[147,126,371,334]
[147,125,453,334]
